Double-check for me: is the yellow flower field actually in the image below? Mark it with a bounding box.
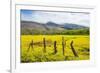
[21,35,90,63]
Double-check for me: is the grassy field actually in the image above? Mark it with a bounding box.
[21,35,90,63]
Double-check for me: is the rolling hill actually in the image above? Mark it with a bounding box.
[21,21,89,35]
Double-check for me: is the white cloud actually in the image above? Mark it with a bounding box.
[21,11,90,27]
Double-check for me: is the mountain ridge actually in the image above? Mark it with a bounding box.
[21,21,88,29]
[21,21,89,35]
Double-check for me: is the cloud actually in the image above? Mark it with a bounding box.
[21,10,90,27]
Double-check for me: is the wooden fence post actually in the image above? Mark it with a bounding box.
[27,40,34,52]
[62,37,65,56]
[70,40,78,57]
[54,41,57,54]
[43,38,46,53]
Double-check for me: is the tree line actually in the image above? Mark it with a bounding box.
[21,28,89,35]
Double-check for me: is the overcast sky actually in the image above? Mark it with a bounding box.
[21,9,90,27]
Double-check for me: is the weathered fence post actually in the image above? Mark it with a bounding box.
[54,41,57,54]
[43,38,46,53]
[70,40,78,57]
[27,40,34,52]
[62,37,65,56]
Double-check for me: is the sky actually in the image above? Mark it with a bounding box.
[21,9,90,27]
